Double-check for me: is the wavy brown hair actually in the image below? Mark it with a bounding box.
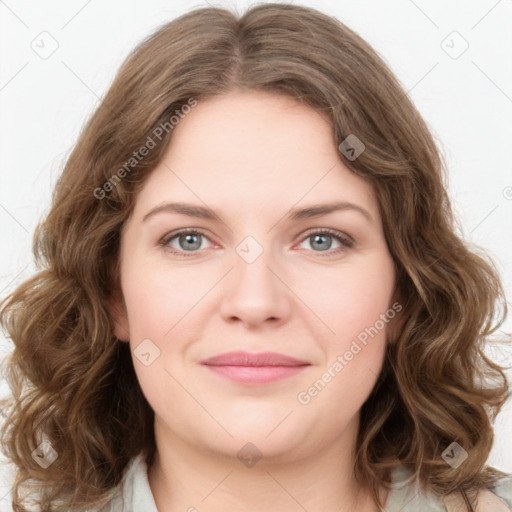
[0,3,509,511]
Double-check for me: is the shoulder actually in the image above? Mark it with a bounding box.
[386,468,512,512]
[492,472,512,507]
[94,452,159,512]
[442,473,512,512]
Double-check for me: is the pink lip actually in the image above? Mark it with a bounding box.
[200,351,310,384]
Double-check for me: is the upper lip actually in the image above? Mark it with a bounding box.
[200,351,310,367]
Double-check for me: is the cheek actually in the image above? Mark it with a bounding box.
[295,253,396,343]
[121,255,208,339]
[310,256,394,401]
[296,267,393,421]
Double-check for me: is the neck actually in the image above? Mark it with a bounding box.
[147,418,387,512]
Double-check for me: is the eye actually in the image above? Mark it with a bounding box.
[160,229,214,256]
[159,227,354,258]
[297,228,354,256]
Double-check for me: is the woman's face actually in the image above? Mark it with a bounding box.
[112,90,397,462]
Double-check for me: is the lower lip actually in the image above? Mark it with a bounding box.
[202,364,309,384]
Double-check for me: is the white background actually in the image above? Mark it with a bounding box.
[1,0,511,505]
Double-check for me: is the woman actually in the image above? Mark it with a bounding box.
[1,4,510,511]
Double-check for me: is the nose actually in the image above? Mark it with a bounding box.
[219,241,292,328]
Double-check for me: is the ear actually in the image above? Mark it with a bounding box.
[108,289,130,342]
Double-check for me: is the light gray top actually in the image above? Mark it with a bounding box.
[96,453,512,512]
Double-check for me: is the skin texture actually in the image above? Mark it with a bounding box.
[111,90,397,512]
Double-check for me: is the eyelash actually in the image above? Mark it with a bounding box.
[159,228,354,258]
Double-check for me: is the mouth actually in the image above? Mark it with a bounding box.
[199,351,311,384]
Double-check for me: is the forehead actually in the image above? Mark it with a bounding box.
[131,91,378,222]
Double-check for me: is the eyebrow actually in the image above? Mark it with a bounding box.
[142,201,373,224]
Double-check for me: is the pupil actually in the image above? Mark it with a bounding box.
[177,233,332,252]
[181,233,201,251]
[312,234,331,251]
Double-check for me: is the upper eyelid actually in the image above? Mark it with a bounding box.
[161,227,214,244]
